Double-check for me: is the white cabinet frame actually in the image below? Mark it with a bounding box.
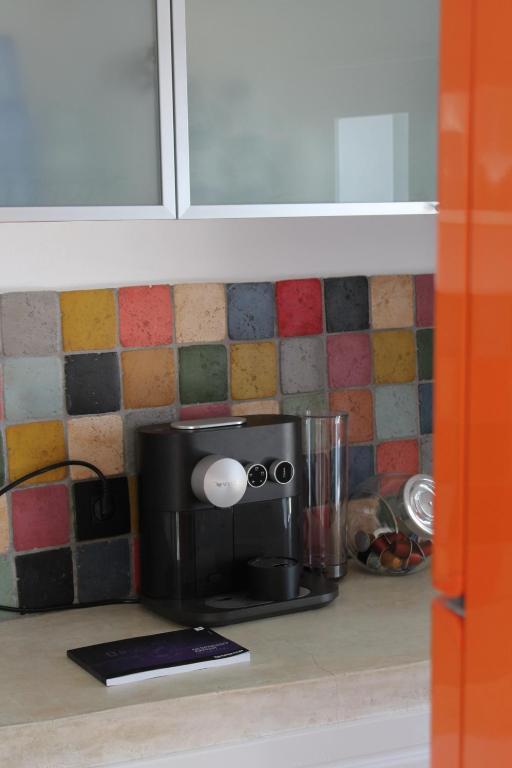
[0,0,176,222]
[172,0,437,220]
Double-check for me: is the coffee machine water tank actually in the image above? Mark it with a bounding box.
[138,415,338,626]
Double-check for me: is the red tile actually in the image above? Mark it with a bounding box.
[415,275,434,327]
[12,485,70,551]
[376,440,419,475]
[119,285,173,347]
[132,536,141,594]
[327,333,371,388]
[179,402,231,420]
[276,279,323,337]
[329,389,373,443]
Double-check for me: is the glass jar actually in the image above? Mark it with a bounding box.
[347,474,434,575]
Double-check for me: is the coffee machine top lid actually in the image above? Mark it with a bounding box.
[170,416,247,431]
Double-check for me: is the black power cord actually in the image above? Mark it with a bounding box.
[0,460,141,615]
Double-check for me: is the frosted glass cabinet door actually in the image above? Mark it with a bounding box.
[0,0,174,219]
[175,0,439,216]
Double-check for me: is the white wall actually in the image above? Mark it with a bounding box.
[0,215,436,293]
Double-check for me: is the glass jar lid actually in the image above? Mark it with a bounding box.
[403,474,434,537]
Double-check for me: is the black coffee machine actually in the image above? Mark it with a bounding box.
[138,415,338,626]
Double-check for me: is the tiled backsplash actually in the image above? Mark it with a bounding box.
[0,274,434,612]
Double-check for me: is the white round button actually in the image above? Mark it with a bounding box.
[191,455,248,508]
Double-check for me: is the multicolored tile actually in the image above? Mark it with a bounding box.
[417,328,434,381]
[231,400,280,416]
[179,345,228,404]
[227,283,275,340]
[349,445,375,495]
[280,337,325,394]
[12,485,69,552]
[372,330,416,384]
[121,349,176,409]
[60,289,117,352]
[1,292,59,356]
[370,275,414,329]
[0,497,9,553]
[376,439,420,475]
[123,407,176,474]
[375,385,418,440]
[6,421,67,484]
[67,415,124,480]
[419,382,433,434]
[276,279,323,337]
[174,283,226,343]
[179,403,231,420]
[4,357,63,422]
[421,435,433,474]
[329,389,373,443]
[324,277,369,332]
[65,353,120,416]
[76,538,131,602]
[230,342,277,400]
[415,274,434,327]
[0,433,4,485]
[0,556,16,608]
[118,285,173,348]
[281,392,328,416]
[327,333,371,388]
[16,547,74,608]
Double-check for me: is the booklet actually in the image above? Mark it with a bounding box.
[67,627,250,686]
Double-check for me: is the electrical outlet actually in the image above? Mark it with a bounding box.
[73,476,131,541]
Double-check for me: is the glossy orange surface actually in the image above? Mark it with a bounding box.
[432,599,463,768]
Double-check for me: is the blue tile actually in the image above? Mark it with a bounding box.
[419,382,433,434]
[4,357,63,421]
[227,283,275,340]
[349,445,375,496]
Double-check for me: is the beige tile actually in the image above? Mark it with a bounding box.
[121,349,176,409]
[231,400,280,416]
[67,415,124,480]
[174,284,226,343]
[0,496,9,552]
[370,275,414,329]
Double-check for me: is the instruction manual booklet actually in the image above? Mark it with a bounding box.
[67,627,250,686]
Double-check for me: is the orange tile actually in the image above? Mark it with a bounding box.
[231,343,278,401]
[0,496,9,552]
[121,349,176,409]
[67,415,123,480]
[372,330,416,384]
[329,389,373,443]
[174,284,226,343]
[60,290,116,352]
[370,276,414,329]
[231,400,281,416]
[6,421,67,484]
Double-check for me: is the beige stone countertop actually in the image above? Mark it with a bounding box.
[0,565,432,768]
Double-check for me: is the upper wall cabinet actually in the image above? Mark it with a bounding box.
[174,0,440,218]
[0,0,175,221]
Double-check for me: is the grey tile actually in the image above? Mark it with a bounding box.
[16,548,74,609]
[76,538,131,602]
[65,353,120,415]
[227,283,275,340]
[1,292,59,356]
[280,337,325,394]
[4,357,63,421]
[124,407,177,474]
[375,385,418,440]
[420,435,433,475]
[282,392,328,417]
[0,556,16,608]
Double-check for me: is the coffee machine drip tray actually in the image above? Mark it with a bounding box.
[141,572,338,627]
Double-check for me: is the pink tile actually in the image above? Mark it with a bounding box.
[415,275,434,327]
[327,333,371,388]
[179,403,231,420]
[12,485,70,551]
[376,440,419,475]
[119,285,173,347]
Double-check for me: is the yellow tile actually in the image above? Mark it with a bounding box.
[60,290,116,351]
[370,276,414,329]
[128,476,139,534]
[372,330,416,384]
[231,343,277,401]
[174,284,226,343]
[67,415,124,480]
[6,421,67,484]
[231,400,280,416]
[122,349,176,409]
[0,497,9,552]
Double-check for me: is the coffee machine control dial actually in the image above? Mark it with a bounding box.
[191,455,248,508]
[269,459,295,485]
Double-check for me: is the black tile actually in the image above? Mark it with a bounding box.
[73,476,131,542]
[324,277,369,332]
[419,383,433,434]
[16,548,74,609]
[76,538,131,602]
[65,353,120,415]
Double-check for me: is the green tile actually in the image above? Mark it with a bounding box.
[282,393,328,417]
[417,328,434,381]
[179,345,228,405]
[0,555,16,613]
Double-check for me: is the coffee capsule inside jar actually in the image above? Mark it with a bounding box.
[347,474,434,576]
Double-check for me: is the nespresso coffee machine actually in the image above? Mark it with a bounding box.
[138,415,338,626]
